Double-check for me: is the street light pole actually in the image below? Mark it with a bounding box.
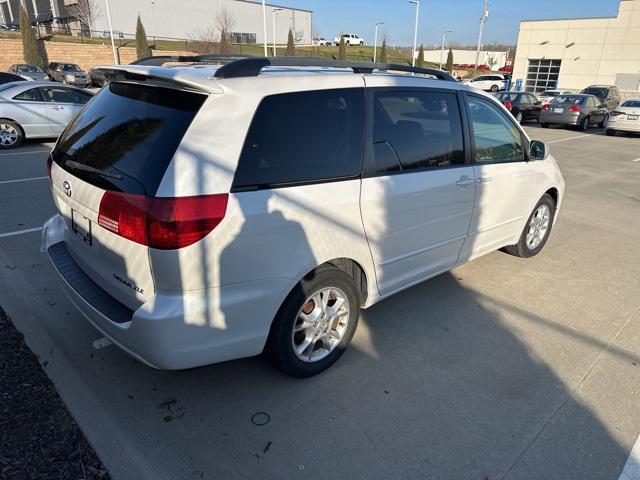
[409,0,420,68]
[261,0,268,57]
[104,0,118,64]
[475,0,489,68]
[373,21,384,63]
[272,8,282,57]
[439,29,452,70]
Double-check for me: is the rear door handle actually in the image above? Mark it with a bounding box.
[455,176,475,187]
[477,176,493,184]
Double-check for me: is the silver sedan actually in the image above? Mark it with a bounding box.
[0,81,93,149]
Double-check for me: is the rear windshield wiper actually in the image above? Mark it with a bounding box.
[65,160,123,180]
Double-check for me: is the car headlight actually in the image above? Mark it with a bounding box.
[65,75,75,81]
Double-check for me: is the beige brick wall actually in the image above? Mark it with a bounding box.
[0,39,194,72]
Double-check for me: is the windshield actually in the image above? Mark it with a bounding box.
[62,64,82,72]
[552,95,586,105]
[18,65,42,73]
[52,82,207,195]
[622,100,640,108]
[582,87,607,99]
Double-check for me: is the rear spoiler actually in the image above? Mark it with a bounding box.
[92,66,223,94]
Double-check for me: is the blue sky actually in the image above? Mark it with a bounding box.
[279,0,621,46]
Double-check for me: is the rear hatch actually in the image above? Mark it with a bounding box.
[50,81,207,309]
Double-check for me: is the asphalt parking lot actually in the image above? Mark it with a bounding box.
[1,125,639,480]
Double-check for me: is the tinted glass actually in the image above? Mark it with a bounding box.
[495,93,519,102]
[62,64,82,72]
[234,88,364,189]
[622,100,640,108]
[42,86,90,104]
[466,96,524,163]
[553,95,586,105]
[13,88,44,102]
[582,87,608,99]
[18,65,42,73]
[52,82,206,195]
[372,90,464,171]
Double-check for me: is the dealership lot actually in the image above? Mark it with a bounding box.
[1,127,639,479]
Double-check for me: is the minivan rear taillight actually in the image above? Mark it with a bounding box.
[98,192,229,250]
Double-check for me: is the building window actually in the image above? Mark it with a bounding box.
[526,59,561,93]
[229,32,257,44]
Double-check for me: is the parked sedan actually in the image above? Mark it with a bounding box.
[8,64,49,81]
[0,81,93,149]
[539,94,608,131]
[606,98,640,136]
[47,62,92,87]
[494,92,542,123]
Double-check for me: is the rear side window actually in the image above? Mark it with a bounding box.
[233,88,365,190]
[42,86,91,104]
[52,82,206,195]
[371,90,464,173]
[13,88,44,102]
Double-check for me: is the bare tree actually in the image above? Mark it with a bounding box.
[486,54,500,70]
[216,4,236,39]
[66,0,102,33]
[189,26,218,54]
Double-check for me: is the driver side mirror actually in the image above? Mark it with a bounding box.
[529,140,548,161]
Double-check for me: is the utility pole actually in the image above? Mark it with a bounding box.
[409,0,419,67]
[272,8,282,56]
[104,0,118,64]
[373,21,384,63]
[475,0,489,68]
[261,0,268,57]
[439,30,451,70]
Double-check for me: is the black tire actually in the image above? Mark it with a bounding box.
[0,120,24,149]
[606,129,616,136]
[598,115,609,128]
[579,116,590,131]
[490,84,499,92]
[266,267,360,377]
[541,123,549,128]
[503,193,556,258]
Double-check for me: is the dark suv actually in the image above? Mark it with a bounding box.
[47,62,91,87]
[580,85,620,111]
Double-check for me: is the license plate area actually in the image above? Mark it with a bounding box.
[628,114,639,121]
[554,108,564,113]
[71,209,92,246]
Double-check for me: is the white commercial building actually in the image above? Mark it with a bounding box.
[513,0,640,92]
[91,0,312,45]
[420,49,508,69]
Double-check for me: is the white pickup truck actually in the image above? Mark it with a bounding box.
[333,33,364,46]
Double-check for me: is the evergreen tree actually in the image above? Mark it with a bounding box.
[135,15,150,59]
[20,6,45,70]
[416,44,424,68]
[219,29,231,54]
[380,38,388,64]
[446,48,454,72]
[285,29,295,56]
[338,35,346,60]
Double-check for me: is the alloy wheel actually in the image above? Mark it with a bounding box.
[0,124,18,147]
[526,204,550,250]
[291,287,350,363]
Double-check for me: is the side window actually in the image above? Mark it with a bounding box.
[466,95,524,164]
[42,87,85,104]
[372,90,464,173]
[13,88,44,102]
[233,88,365,189]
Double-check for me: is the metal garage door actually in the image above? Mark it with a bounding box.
[526,59,561,93]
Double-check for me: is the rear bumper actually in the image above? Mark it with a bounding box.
[607,118,640,133]
[42,214,291,370]
[539,112,581,125]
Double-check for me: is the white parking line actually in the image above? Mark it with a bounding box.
[0,150,50,157]
[632,158,640,163]
[0,227,43,239]
[546,133,604,144]
[618,434,640,480]
[0,176,48,185]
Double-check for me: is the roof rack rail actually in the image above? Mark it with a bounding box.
[130,55,456,82]
[213,57,457,82]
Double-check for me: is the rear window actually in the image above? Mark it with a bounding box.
[552,95,585,105]
[52,82,206,195]
[622,100,640,108]
[582,87,608,99]
[233,88,365,190]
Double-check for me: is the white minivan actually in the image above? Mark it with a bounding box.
[42,58,564,377]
